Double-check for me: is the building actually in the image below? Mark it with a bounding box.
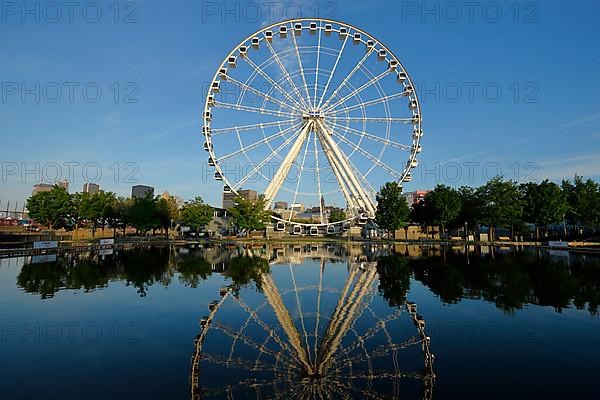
[132,185,155,199]
[83,183,100,194]
[403,190,430,206]
[161,191,184,207]
[273,201,288,210]
[222,189,258,209]
[290,203,305,212]
[57,180,69,192]
[32,183,54,195]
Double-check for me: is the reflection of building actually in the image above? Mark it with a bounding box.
[223,189,257,209]
[404,190,430,206]
[273,201,288,210]
[132,185,154,199]
[83,183,100,194]
[32,183,53,195]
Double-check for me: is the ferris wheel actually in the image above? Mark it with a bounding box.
[203,18,423,229]
[190,247,435,399]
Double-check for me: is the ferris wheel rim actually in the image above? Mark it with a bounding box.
[203,18,423,228]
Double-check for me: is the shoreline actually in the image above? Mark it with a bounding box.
[1,236,599,259]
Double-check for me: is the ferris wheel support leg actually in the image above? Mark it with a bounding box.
[317,134,358,213]
[263,122,312,210]
[315,120,377,217]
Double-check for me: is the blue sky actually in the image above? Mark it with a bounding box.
[1,0,599,208]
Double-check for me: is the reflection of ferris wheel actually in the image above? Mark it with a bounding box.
[190,252,435,399]
[203,18,423,228]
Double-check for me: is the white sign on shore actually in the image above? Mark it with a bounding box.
[33,241,58,250]
[99,238,115,246]
[548,241,569,248]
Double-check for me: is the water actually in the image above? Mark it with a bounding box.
[1,243,599,399]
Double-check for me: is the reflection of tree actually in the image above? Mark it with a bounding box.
[410,248,600,315]
[177,251,212,288]
[17,261,69,300]
[118,247,172,297]
[222,255,270,294]
[376,254,411,308]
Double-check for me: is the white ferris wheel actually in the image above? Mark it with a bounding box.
[203,18,423,231]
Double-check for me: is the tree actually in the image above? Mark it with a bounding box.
[328,209,347,223]
[180,197,213,235]
[562,176,600,230]
[423,185,461,236]
[78,191,116,236]
[127,194,158,235]
[27,186,75,234]
[375,182,410,236]
[229,195,271,233]
[477,177,524,239]
[456,185,484,234]
[521,180,568,239]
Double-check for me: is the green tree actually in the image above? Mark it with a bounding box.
[328,209,347,223]
[127,194,158,235]
[456,185,484,234]
[78,191,117,236]
[423,185,461,236]
[26,186,75,234]
[229,195,271,233]
[562,176,600,229]
[375,182,410,236]
[477,177,524,239]
[521,180,568,239]
[180,197,213,235]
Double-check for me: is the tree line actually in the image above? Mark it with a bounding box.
[26,187,214,237]
[375,176,600,239]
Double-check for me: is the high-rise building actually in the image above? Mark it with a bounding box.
[403,190,430,206]
[223,189,258,209]
[273,201,288,210]
[132,185,155,199]
[57,180,69,192]
[83,183,100,194]
[32,183,54,195]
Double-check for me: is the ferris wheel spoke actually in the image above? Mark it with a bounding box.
[219,122,302,162]
[243,53,307,111]
[321,47,375,110]
[312,134,325,224]
[328,121,413,152]
[289,22,314,109]
[213,100,300,118]
[233,125,304,190]
[327,116,414,124]
[323,70,392,113]
[317,34,349,109]
[210,322,293,362]
[287,131,312,223]
[315,120,377,216]
[263,122,312,209]
[327,129,403,180]
[288,262,314,367]
[262,35,311,111]
[225,75,302,113]
[313,22,323,110]
[211,119,297,135]
[327,89,412,115]
[233,296,305,365]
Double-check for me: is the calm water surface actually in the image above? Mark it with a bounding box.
[1,243,599,399]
